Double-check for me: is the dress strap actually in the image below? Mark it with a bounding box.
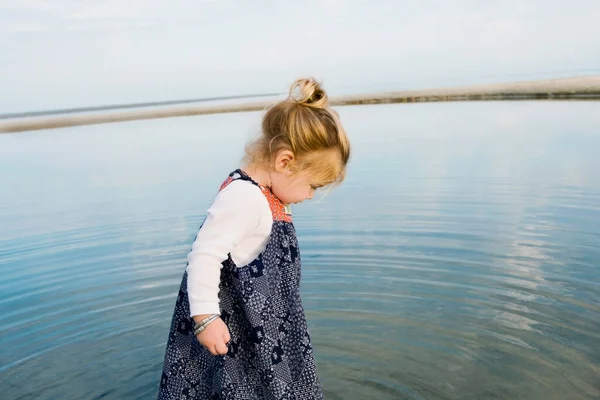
[219,169,259,191]
[218,169,292,223]
[231,169,260,186]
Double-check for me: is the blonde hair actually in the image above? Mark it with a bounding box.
[244,78,350,188]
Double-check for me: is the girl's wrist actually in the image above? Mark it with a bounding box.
[193,314,214,323]
[193,314,221,336]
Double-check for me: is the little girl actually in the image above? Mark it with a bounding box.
[157,77,350,400]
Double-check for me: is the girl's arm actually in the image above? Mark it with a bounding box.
[186,180,263,317]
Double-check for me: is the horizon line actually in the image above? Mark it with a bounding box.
[2,74,599,134]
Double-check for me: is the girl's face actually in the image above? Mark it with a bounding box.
[267,149,331,205]
[270,169,317,205]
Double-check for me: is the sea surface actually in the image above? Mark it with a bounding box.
[1,101,599,399]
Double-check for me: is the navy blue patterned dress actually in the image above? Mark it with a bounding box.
[157,170,323,400]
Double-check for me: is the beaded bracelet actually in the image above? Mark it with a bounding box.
[193,314,220,336]
[194,315,219,335]
[193,314,219,330]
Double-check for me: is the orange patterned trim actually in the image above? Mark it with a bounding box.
[219,176,235,191]
[219,176,292,223]
[259,186,292,223]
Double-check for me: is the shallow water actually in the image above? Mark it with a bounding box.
[1,102,599,399]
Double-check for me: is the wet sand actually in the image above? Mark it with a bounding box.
[1,75,599,134]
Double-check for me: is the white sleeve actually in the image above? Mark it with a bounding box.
[186,180,262,317]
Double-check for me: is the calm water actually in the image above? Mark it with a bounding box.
[1,102,599,399]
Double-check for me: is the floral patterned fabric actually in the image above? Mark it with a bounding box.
[157,170,323,400]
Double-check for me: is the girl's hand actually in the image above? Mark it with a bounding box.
[194,315,231,355]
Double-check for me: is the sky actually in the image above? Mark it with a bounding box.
[1,0,599,113]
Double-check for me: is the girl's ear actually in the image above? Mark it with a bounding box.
[273,149,295,174]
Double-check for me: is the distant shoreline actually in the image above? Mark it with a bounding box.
[1,75,599,134]
[0,92,281,120]
[332,75,600,106]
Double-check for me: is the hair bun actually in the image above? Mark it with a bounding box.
[289,78,328,109]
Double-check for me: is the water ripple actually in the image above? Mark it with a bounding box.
[2,102,600,399]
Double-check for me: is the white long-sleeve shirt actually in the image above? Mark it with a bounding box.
[186,178,273,316]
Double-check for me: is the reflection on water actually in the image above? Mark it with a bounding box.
[1,102,599,399]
